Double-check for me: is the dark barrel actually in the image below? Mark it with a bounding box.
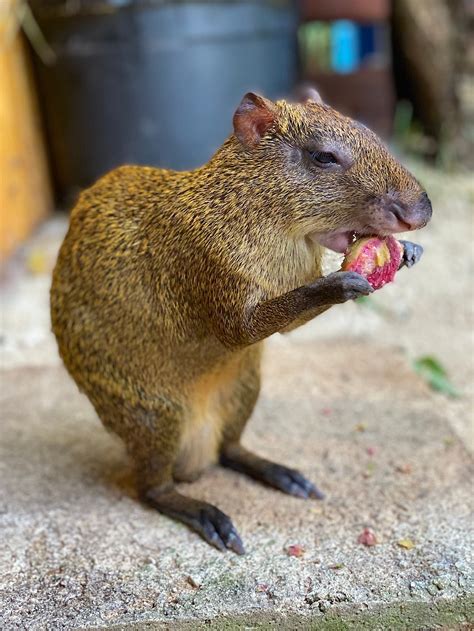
[30,0,298,199]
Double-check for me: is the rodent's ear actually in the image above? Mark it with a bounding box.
[296,84,323,105]
[233,92,277,148]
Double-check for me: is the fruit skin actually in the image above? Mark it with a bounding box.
[342,236,404,290]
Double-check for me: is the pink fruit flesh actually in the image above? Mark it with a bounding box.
[342,236,404,290]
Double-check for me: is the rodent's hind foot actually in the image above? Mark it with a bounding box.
[220,443,325,500]
[398,240,424,269]
[143,487,245,555]
[262,463,325,500]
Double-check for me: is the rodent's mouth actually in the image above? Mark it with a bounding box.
[309,230,361,254]
[309,202,422,254]
[310,220,412,254]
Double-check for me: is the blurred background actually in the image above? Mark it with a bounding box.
[1,0,473,262]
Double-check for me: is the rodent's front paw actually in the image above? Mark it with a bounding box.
[399,240,424,269]
[311,271,374,304]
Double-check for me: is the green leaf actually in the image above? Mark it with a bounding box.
[355,295,390,316]
[412,356,460,398]
[355,295,384,312]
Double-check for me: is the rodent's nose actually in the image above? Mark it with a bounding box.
[390,192,432,230]
[416,192,433,225]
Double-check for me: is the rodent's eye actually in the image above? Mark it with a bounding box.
[307,150,338,167]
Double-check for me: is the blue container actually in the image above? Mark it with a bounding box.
[330,20,359,74]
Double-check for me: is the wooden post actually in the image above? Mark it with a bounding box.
[0,1,52,263]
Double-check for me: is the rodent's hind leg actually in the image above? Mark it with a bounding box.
[219,345,262,446]
[93,395,245,554]
[220,443,325,500]
[145,487,245,555]
[218,346,324,500]
[93,397,183,493]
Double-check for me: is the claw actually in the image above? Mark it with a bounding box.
[226,529,246,555]
[309,486,325,500]
[288,481,309,498]
[399,240,424,270]
[206,528,226,552]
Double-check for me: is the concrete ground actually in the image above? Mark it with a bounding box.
[1,163,473,630]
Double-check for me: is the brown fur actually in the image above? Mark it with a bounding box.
[50,94,429,535]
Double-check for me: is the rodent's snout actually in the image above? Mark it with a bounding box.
[388,191,432,232]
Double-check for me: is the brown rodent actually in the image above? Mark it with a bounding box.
[50,91,432,554]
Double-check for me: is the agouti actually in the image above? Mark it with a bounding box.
[50,91,432,554]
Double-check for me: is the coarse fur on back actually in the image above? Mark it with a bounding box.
[50,91,431,553]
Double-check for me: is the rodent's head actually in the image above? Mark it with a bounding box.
[232,91,432,252]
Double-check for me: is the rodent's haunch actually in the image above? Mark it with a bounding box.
[50,91,432,553]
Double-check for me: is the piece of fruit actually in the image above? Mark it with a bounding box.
[342,236,404,290]
[286,544,305,557]
[357,528,377,546]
